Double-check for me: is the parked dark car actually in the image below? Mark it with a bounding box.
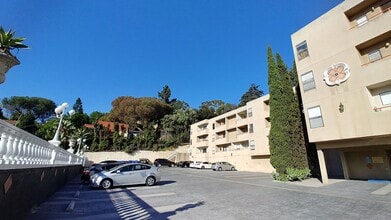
[154,158,176,167]
[139,158,153,165]
[81,162,124,183]
[176,161,192,168]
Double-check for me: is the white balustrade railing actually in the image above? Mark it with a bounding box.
[0,119,83,169]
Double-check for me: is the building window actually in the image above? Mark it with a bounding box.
[356,15,368,26]
[247,108,253,117]
[308,106,324,128]
[249,124,254,133]
[201,148,207,153]
[380,91,391,105]
[368,49,382,62]
[301,71,316,91]
[296,41,309,60]
[249,140,255,150]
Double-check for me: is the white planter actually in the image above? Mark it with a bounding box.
[0,51,20,84]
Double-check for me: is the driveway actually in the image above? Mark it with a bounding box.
[27,167,391,219]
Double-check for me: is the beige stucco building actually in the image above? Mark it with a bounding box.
[291,0,391,183]
[189,95,274,172]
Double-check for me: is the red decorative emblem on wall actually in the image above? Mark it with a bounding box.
[323,62,350,86]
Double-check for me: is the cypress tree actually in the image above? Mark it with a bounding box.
[268,47,309,175]
[276,54,308,170]
[290,62,320,176]
[268,47,290,174]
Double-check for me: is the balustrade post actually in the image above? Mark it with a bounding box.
[15,138,24,164]
[0,131,9,164]
[11,135,20,164]
[20,138,29,164]
[25,141,33,164]
[4,134,15,164]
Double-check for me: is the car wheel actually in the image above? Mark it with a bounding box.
[101,179,112,189]
[146,176,156,186]
[231,167,235,171]
[201,166,205,169]
[218,167,222,171]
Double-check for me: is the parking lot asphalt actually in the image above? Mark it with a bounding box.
[26,167,391,220]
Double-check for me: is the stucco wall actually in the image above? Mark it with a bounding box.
[84,145,190,166]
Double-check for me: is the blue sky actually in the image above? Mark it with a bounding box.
[1,0,342,114]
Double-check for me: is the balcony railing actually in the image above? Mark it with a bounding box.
[0,120,83,169]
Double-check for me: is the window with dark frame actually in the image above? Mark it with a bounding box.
[296,41,309,60]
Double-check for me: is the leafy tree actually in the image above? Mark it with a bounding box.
[107,96,173,130]
[73,98,84,114]
[158,85,176,104]
[16,113,37,134]
[196,100,236,120]
[171,100,190,110]
[36,118,57,140]
[131,123,159,150]
[70,113,90,129]
[1,96,56,122]
[216,103,237,115]
[160,108,198,146]
[89,111,105,123]
[239,84,264,106]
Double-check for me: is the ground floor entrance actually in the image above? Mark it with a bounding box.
[317,139,391,183]
[344,148,391,180]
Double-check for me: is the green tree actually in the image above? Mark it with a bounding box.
[268,47,309,176]
[16,113,37,134]
[70,113,90,128]
[73,98,84,114]
[158,85,176,104]
[239,84,264,106]
[276,53,308,170]
[196,100,235,120]
[1,96,56,122]
[160,108,198,146]
[107,96,173,130]
[171,100,190,110]
[89,111,105,123]
[268,47,291,174]
[290,61,320,177]
[35,118,58,140]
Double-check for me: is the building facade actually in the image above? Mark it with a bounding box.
[291,0,391,183]
[189,96,274,172]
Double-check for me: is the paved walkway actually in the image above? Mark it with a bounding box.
[26,168,391,220]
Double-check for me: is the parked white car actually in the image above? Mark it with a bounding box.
[90,163,161,189]
[212,161,236,171]
[189,161,201,168]
[193,161,212,169]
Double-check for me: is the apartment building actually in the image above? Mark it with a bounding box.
[291,0,391,183]
[189,95,274,172]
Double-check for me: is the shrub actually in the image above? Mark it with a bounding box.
[286,168,311,181]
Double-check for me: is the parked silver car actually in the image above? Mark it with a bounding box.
[212,162,236,171]
[90,163,161,189]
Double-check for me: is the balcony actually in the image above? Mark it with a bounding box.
[215,137,228,146]
[236,133,249,142]
[236,118,247,127]
[197,128,208,136]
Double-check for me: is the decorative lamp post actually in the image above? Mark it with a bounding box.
[48,103,75,147]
